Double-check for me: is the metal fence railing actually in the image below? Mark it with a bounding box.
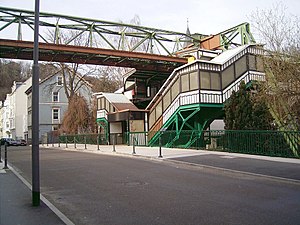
[127,130,300,158]
[58,134,108,146]
[52,130,299,158]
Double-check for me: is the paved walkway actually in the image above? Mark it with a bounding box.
[42,142,300,164]
[42,143,300,182]
[0,161,66,225]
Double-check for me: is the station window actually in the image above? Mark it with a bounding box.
[249,55,256,71]
[171,78,180,101]
[211,73,221,90]
[235,56,247,78]
[181,73,189,92]
[200,71,210,89]
[189,71,199,90]
[163,90,171,111]
[221,65,235,88]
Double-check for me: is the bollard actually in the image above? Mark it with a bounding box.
[46,137,48,146]
[74,136,77,149]
[0,144,2,163]
[112,134,116,152]
[52,136,54,147]
[132,137,136,155]
[84,136,87,149]
[97,135,100,151]
[158,136,163,158]
[58,138,60,147]
[3,143,8,169]
[65,136,68,148]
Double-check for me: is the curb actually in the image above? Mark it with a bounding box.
[7,163,75,225]
[164,158,300,185]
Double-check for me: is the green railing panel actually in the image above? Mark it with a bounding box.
[128,130,300,158]
[59,130,299,158]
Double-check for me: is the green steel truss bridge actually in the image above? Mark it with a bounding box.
[0,7,255,72]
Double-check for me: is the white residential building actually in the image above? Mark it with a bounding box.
[0,102,4,138]
[1,93,11,138]
[0,78,32,140]
[10,78,32,140]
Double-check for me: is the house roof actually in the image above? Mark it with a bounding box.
[25,69,93,95]
[99,93,139,111]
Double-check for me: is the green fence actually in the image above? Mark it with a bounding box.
[58,130,300,158]
[59,134,108,145]
[127,130,300,158]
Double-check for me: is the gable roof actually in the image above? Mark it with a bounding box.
[25,69,93,94]
[99,93,139,111]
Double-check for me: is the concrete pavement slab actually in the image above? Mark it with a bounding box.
[0,162,65,225]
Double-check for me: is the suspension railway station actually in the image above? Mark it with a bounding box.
[0,7,265,148]
[94,26,265,148]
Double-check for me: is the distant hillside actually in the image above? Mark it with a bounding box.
[0,60,58,102]
[0,60,27,102]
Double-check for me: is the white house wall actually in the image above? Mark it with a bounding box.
[15,78,32,139]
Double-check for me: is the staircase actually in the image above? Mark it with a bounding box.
[147,45,265,148]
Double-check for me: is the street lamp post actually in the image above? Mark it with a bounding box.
[32,0,40,207]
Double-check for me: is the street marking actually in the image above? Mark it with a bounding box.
[220,156,237,159]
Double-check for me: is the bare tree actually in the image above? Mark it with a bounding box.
[249,2,300,130]
[45,29,96,102]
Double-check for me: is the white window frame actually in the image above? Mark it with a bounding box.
[52,108,60,122]
[52,91,59,102]
[57,76,63,86]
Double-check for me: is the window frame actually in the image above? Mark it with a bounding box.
[52,108,60,122]
[52,91,59,102]
[57,76,63,86]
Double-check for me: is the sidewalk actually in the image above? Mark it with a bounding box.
[0,161,66,225]
[41,142,300,164]
[42,143,300,182]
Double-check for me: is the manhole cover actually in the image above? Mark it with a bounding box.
[123,181,148,187]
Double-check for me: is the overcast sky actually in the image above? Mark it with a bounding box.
[1,0,300,36]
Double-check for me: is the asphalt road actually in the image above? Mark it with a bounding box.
[4,146,300,225]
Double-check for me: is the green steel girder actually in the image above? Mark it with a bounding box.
[219,23,256,50]
[148,103,223,148]
[0,6,200,55]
